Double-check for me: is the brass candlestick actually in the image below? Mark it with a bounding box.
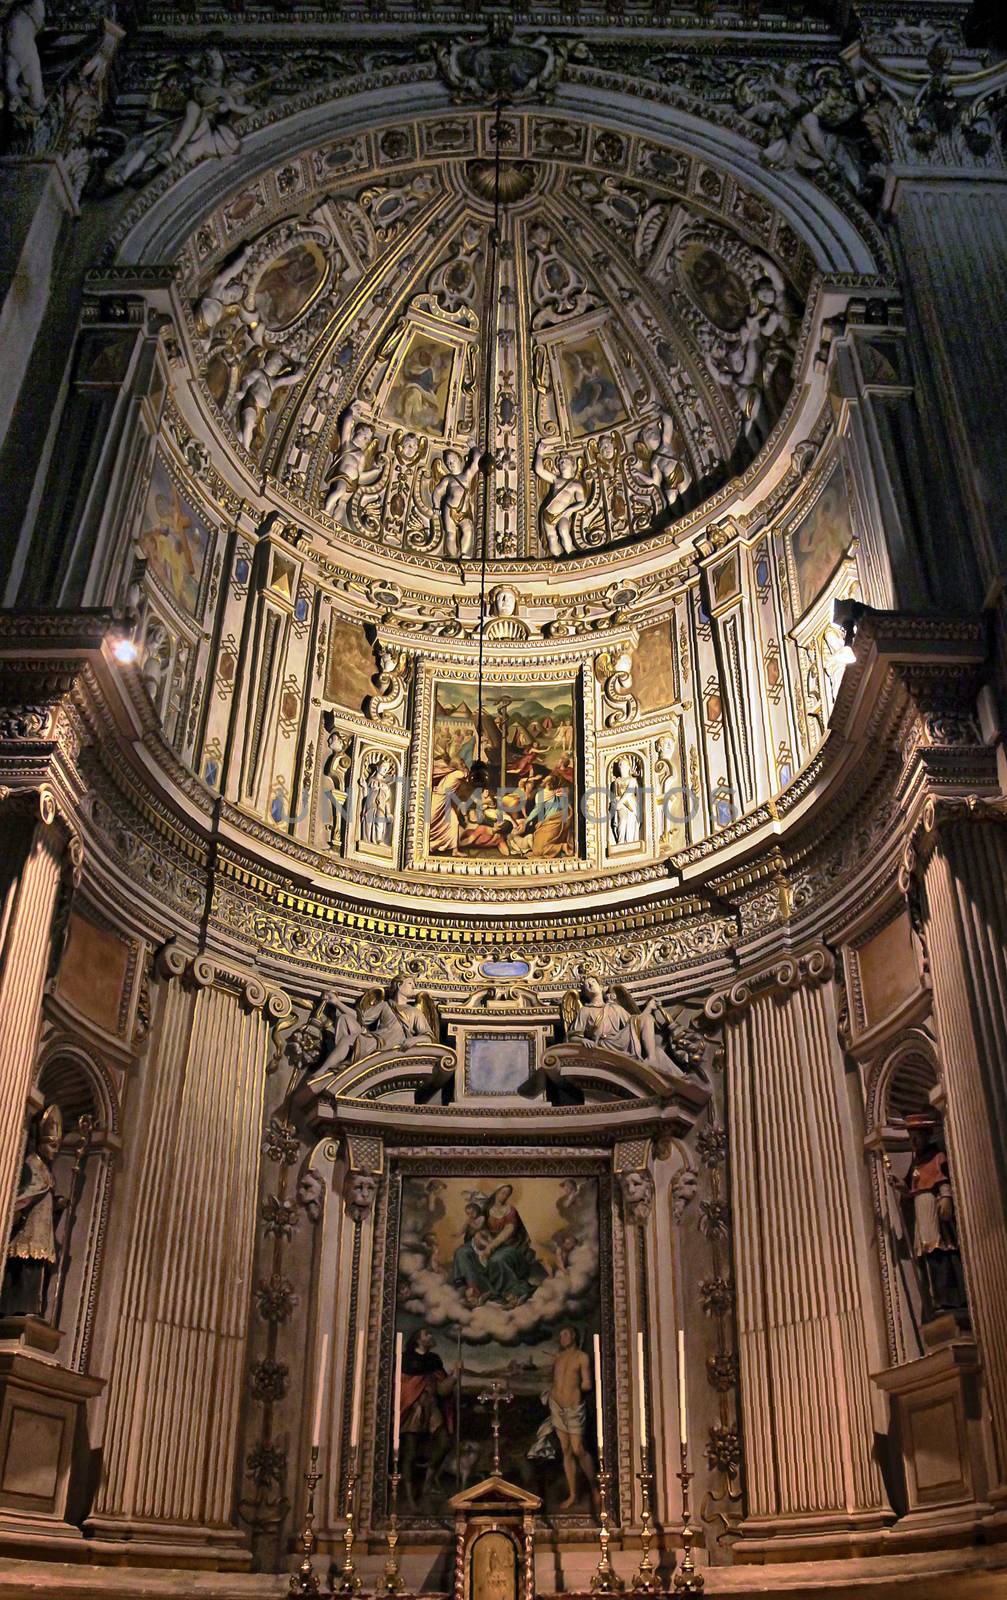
[381,1445,404,1595]
[673,1441,704,1594]
[336,1447,361,1595]
[631,1442,658,1593]
[290,1445,322,1596]
[591,1447,625,1594]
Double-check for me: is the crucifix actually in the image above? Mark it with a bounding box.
[477,1378,514,1477]
[493,697,514,792]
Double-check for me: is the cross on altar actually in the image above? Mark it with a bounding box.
[477,1378,514,1477]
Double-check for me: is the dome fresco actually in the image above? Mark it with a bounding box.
[176,111,814,576]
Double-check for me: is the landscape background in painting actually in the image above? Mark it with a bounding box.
[393,1173,603,1519]
[428,681,577,861]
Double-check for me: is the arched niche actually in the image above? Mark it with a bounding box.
[864,1030,946,1367]
[33,1044,121,1373]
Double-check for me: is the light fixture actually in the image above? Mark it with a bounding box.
[111,635,138,664]
[831,597,864,668]
[467,89,506,792]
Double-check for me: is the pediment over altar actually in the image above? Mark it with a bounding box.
[448,1476,542,1516]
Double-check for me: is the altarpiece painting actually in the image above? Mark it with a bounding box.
[428,681,577,861]
[385,1170,608,1522]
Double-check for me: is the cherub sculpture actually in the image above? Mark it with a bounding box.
[235,348,305,451]
[307,977,439,1086]
[429,445,481,561]
[533,438,589,556]
[324,401,384,524]
[635,412,693,512]
[195,243,264,349]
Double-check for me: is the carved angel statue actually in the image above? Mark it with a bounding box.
[533,438,590,556]
[307,977,439,1085]
[561,977,710,1084]
[235,348,306,452]
[195,242,264,350]
[429,445,481,561]
[707,261,792,447]
[324,400,384,524]
[634,413,693,512]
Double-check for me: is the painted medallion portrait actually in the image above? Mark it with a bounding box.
[558,334,627,437]
[429,682,577,861]
[384,330,456,435]
[790,462,853,613]
[393,1173,604,1518]
[253,241,327,329]
[138,457,212,616]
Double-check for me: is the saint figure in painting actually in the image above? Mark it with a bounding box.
[451,1184,546,1307]
[399,1326,456,1507]
[547,1327,596,1509]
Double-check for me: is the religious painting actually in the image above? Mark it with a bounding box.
[680,243,749,333]
[789,464,853,613]
[253,241,327,329]
[428,680,577,861]
[391,1171,605,1520]
[137,457,212,616]
[557,333,627,437]
[383,329,456,435]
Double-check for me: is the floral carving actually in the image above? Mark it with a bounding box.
[260,1194,299,1239]
[255,1274,298,1324]
[262,1117,299,1166]
[246,1441,287,1488]
[250,1359,289,1403]
[705,1422,741,1477]
[699,1276,735,1317]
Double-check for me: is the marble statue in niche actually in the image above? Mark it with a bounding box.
[887,1114,967,1318]
[307,978,439,1082]
[0,1105,64,1317]
[358,751,397,849]
[533,439,589,556]
[608,756,643,847]
[562,979,710,1085]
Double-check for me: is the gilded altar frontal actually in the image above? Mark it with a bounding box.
[1,3,1006,1599]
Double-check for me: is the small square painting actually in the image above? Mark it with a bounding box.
[138,457,212,616]
[467,1038,532,1096]
[558,333,627,437]
[383,330,456,434]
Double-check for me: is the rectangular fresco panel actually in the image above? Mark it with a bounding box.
[466,1038,532,1096]
[558,332,627,437]
[393,1172,603,1519]
[790,462,853,613]
[138,456,212,617]
[428,680,577,860]
[383,329,456,434]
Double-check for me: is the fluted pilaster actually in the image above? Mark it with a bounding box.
[89,950,290,1563]
[910,800,1007,1509]
[0,785,79,1246]
[709,951,890,1557]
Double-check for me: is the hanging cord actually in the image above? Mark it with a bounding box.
[473,93,505,778]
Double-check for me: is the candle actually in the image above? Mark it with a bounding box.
[637,1329,647,1448]
[593,1332,604,1453]
[349,1325,366,1448]
[311,1331,329,1448]
[392,1331,403,1453]
[677,1328,688,1447]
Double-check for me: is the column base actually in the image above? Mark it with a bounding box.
[732,1509,894,1563]
[982,1485,1007,1542]
[82,1516,253,1570]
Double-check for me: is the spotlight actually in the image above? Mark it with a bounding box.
[112,636,138,664]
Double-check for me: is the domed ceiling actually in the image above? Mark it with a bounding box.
[176,110,815,574]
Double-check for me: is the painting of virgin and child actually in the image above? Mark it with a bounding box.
[393,1173,606,1518]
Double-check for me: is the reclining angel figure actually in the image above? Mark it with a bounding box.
[561,976,710,1084]
[306,976,439,1089]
